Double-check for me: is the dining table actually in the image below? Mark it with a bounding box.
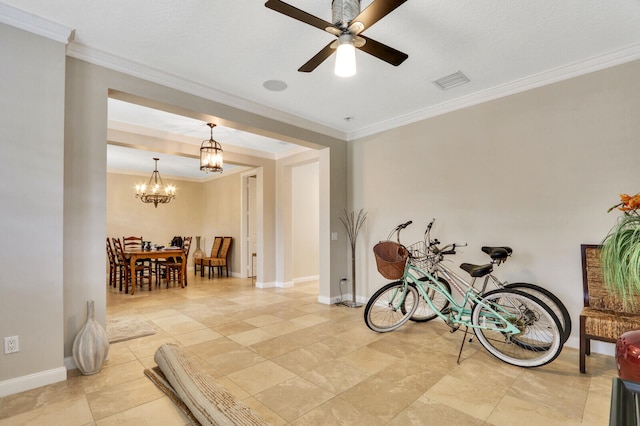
[126,248,186,295]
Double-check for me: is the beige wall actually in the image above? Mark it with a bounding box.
[292,162,320,280]
[107,171,250,275]
[0,24,67,392]
[10,8,638,396]
[1,18,347,396]
[352,59,640,349]
[201,172,242,274]
[107,172,204,264]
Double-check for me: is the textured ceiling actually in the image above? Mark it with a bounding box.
[4,0,640,141]
[106,99,301,179]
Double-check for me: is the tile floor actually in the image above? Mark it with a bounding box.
[0,275,617,425]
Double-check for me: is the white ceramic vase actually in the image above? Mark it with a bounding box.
[72,300,109,375]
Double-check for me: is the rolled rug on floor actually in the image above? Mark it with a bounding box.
[145,343,268,426]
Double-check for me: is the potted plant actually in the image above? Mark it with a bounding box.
[602,193,640,301]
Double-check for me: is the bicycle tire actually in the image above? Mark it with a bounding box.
[364,282,419,333]
[472,289,562,367]
[504,283,571,344]
[404,277,451,322]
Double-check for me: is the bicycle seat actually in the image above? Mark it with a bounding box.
[481,246,513,261]
[460,262,493,278]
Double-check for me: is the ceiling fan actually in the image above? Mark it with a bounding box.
[265,0,409,77]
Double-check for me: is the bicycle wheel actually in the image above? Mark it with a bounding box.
[364,282,419,332]
[472,289,562,367]
[504,283,571,344]
[405,277,451,322]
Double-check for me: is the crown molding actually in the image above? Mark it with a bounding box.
[12,10,634,144]
[66,42,348,141]
[347,42,640,141]
[0,2,74,44]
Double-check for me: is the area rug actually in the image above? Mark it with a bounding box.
[106,316,156,343]
[144,343,268,426]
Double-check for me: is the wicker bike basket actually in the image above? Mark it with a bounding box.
[373,241,409,280]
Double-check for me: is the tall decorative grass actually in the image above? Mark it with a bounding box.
[601,214,640,306]
[339,209,367,307]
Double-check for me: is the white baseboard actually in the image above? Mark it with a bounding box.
[318,295,333,305]
[293,275,319,284]
[64,355,77,370]
[0,367,67,397]
[563,336,614,356]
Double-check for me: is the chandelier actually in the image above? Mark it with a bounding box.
[200,123,223,173]
[135,158,176,208]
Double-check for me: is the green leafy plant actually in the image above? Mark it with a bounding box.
[602,193,640,302]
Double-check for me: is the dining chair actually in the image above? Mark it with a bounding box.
[123,235,153,281]
[208,237,232,278]
[106,238,119,288]
[112,237,151,293]
[166,236,191,288]
[198,236,223,277]
[122,235,143,251]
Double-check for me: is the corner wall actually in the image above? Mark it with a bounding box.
[351,59,640,349]
[63,58,347,371]
[0,23,66,395]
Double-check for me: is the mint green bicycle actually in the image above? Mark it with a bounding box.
[364,219,563,367]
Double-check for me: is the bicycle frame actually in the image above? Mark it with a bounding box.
[402,260,522,335]
[367,218,566,368]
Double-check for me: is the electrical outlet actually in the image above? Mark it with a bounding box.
[4,336,19,354]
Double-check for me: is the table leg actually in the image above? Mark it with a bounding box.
[181,257,186,288]
[130,255,137,295]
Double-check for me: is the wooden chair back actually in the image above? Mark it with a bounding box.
[218,237,232,259]
[208,237,233,277]
[106,238,116,265]
[182,236,192,259]
[112,238,127,264]
[579,244,640,373]
[581,244,640,312]
[210,237,223,258]
[123,236,143,251]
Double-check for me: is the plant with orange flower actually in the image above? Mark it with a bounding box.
[608,193,640,214]
[602,193,640,303]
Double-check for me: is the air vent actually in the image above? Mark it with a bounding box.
[433,71,470,90]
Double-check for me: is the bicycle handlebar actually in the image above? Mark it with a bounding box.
[437,242,468,255]
[399,220,412,229]
[388,220,413,242]
[387,218,466,257]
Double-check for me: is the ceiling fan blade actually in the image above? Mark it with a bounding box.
[350,0,408,32]
[358,35,408,66]
[298,42,336,73]
[265,0,334,31]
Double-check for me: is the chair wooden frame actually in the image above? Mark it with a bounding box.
[198,237,223,278]
[166,236,191,287]
[106,238,119,288]
[207,237,232,278]
[112,237,151,293]
[580,244,640,373]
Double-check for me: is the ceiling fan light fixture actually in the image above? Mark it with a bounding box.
[200,123,223,173]
[335,33,356,77]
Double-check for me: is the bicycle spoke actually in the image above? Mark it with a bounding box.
[472,289,562,367]
[364,282,418,332]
